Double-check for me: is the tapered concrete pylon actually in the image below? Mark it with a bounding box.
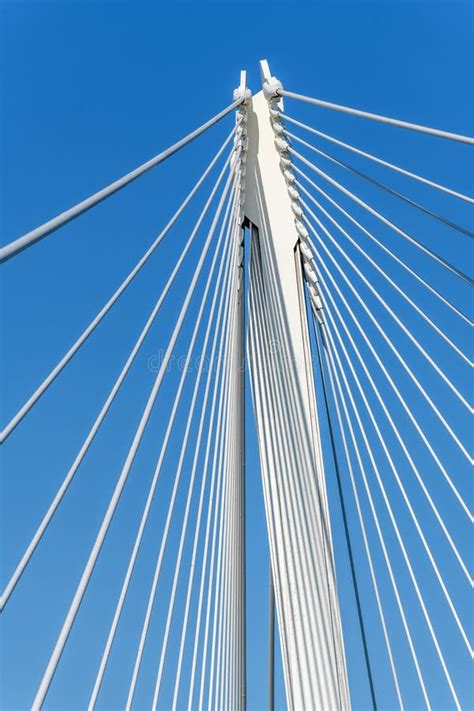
[244,60,350,710]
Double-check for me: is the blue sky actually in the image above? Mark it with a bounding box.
[1,1,472,710]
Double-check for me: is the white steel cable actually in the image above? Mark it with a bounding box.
[30,148,240,711]
[294,166,472,327]
[302,209,473,461]
[123,174,238,711]
[151,198,241,711]
[172,217,240,711]
[186,247,239,709]
[310,272,472,650]
[306,260,472,565]
[322,316,462,709]
[0,127,238,444]
[297,181,471,365]
[305,226,471,521]
[206,312,238,711]
[0,142,238,612]
[195,221,251,710]
[301,199,474,414]
[210,285,240,710]
[0,99,243,263]
[195,283,239,711]
[287,131,473,238]
[280,113,473,203]
[290,148,473,287]
[192,389,228,711]
[86,177,239,710]
[278,89,474,145]
[319,327,404,709]
[322,330,432,709]
[152,279,231,710]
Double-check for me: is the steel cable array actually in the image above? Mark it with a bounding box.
[275,84,472,710]
[1,67,472,711]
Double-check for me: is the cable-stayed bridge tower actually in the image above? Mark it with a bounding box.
[1,60,472,711]
[244,62,349,709]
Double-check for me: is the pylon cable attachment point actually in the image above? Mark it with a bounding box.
[233,69,252,104]
[260,59,283,100]
[287,186,300,202]
[295,220,310,241]
[274,136,289,153]
[272,119,286,135]
[234,76,249,228]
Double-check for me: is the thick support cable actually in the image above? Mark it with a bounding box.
[290,148,473,287]
[280,113,473,204]
[87,177,239,710]
[287,131,473,238]
[0,126,239,444]
[0,99,243,263]
[298,181,471,365]
[30,147,240,711]
[322,315,462,708]
[278,89,474,144]
[0,144,238,612]
[303,211,473,466]
[311,311,377,710]
[293,166,472,326]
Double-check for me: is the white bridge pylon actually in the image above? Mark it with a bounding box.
[1,55,472,711]
[244,61,349,709]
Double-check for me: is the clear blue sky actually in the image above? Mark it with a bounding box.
[1,1,472,710]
